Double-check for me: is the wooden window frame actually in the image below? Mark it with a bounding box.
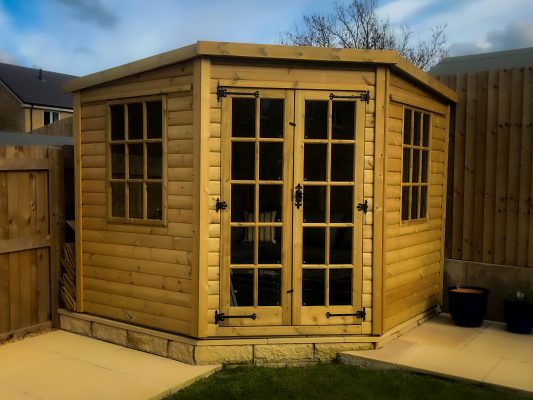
[106,96,167,226]
[400,106,431,224]
[43,110,59,125]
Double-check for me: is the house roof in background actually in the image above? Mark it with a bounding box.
[430,47,533,76]
[0,131,73,146]
[64,41,457,103]
[0,62,76,109]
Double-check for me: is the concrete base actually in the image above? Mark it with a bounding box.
[444,259,533,321]
[58,308,436,366]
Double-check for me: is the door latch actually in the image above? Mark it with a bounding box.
[294,184,303,209]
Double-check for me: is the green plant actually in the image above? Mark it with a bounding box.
[505,290,533,304]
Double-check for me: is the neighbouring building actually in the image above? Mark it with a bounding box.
[0,62,75,133]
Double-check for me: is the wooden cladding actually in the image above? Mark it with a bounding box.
[438,68,533,267]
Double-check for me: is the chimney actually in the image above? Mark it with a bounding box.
[38,69,43,80]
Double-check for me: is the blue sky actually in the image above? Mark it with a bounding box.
[1,0,532,76]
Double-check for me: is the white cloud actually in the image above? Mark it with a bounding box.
[377,0,432,24]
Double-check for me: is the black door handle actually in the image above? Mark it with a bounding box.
[295,184,303,209]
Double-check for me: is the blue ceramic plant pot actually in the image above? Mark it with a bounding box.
[448,286,489,327]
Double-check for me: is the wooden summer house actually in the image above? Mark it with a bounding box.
[63,42,456,364]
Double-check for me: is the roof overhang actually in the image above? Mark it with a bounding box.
[63,41,457,103]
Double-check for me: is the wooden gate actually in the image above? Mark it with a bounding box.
[0,145,64,342]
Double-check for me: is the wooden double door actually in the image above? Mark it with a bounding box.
[220,88,365,327]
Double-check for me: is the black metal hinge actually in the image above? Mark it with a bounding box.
[217,87,260,101]
[215,310,257,324]
[357,199,368,214]
[326,307,366,321]
[330,91,370,103]
[215,198,227,212]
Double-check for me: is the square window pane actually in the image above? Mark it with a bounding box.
[331,144,354,181]
[412,149,420,183]
[259,142,282,180]
[231,227,254,264]
[330,186,353,222]
[231,185,255,222]
[258,269,281,306]
[330,228,352,264]
[402,148,411,183]
[259,185,282,221]
[411,186,419,220]
[303,185,326,223]
[111,182,125,218]
[413,111,421,145]
[128,103,143,140]
[403,109,411,144]
[402,186,410,221]
[111,105,125,140]
[302,269,325,306]
[147,143,162,179]
[232,98,255,138]
[423,113,430,147]
[303,228,325,264]
[332,101,355,139]
[147,183,162,220]
[128,144,143,179]
[111,144,125,179]
[420,186,428,218]
[304,101,328,139]
[258,228,281,264]
[147,101,162,139]
[329,269,352,305]
[260,99,284,138]
[304,144,327,181]
[232,142,255,180]
[230,269,254,307]
[129,182,143,219]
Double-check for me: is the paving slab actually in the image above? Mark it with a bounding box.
[0,330,220,400]
[339,314,533,395]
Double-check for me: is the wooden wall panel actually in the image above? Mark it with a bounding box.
[79,64,195,335]
[437,67,533,268]
[383,73,450,332]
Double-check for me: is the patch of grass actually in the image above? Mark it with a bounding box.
[165,364,530,400]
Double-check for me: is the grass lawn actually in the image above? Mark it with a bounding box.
[165,363,530,400]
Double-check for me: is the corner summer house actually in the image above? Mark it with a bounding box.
[62,41,457,364]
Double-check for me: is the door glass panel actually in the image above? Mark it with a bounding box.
[260,99,284,138]
[146,101,162,139]
[329,269,352,305]
[304,101,328,139]
[231,184,254,222]
[303,228,325,264]
[421,151,428,182]
[302,269,325,306]
[411,186,419,219]
[259,142,283,180]
[332,102,355,139]
[110,105,125,140]
[303,186,326,223]
[231,227,254,264]
[330,186,353,222]
[230,269,254,306]
[129,182,143,219]
[420,186,428,218]
[259,185,282,221]
[304,144,327,181]
[402,186,410,220]
[258,227,281,264]
[402,148,411,182]
[232,98,255,138]
[413,111,421,145]
[423,114,430,146]
[331,144,353,181]
[330,228,352,264]
[412,149,420,183]
[258,269,281,306]
[232,142,255,180]
[128,103,143,140]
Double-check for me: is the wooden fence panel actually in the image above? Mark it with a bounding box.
[437,67,533,268]
[0,145,64,341]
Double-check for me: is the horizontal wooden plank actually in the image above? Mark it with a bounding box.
[0,235,50,254]
[0,158,49,171]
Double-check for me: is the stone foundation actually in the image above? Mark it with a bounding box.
[58,310,376,365]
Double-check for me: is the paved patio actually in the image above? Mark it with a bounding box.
[339,314,533,394]
[0,330,219,400]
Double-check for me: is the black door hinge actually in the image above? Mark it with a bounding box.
[215,310,257,324]
[326,307,366,321]
[329,91,370,103]
[357,200,368,214]
[215,198,227,212]
[217,87,260,101]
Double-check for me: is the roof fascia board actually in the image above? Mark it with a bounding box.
[22,104,73,112]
